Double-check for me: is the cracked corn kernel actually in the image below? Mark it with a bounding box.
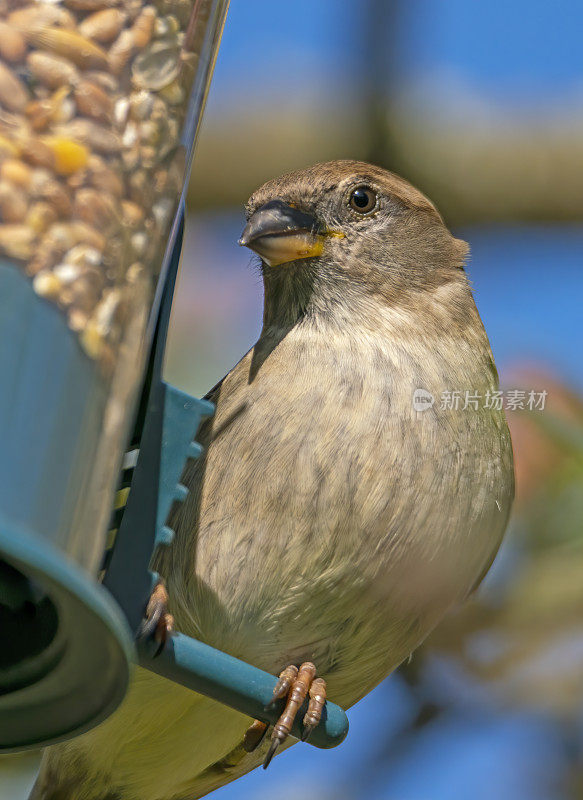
[43,137,89,176]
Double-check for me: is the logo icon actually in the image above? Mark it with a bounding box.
[413,388,434,412]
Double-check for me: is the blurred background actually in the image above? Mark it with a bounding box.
[4,0,583,797]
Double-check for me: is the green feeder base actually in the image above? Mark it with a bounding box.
[0,518,133,752]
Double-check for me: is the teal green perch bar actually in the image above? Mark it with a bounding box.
[138,633,349,749]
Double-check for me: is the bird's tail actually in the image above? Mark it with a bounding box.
[26,756,88,800]
[27,760,61,800]
[27,776,42,800]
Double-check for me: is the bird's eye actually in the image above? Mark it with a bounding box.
[348,186,377,214]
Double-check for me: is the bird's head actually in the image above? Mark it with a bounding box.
[239,160,470,328]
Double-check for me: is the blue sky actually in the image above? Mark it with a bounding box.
[207,0,583,113]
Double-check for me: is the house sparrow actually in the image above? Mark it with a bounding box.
[31,160,514,800]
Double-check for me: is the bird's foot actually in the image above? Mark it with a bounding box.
[137,580,174,656]
[256,662,326,768]
[243,719,269,753]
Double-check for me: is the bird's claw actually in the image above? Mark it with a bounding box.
[266,664,298,707]
[260,662,327,769]
[262,737,280,769]
[137,581,174,656]
[301,677,327,741]
[300,722,315,742]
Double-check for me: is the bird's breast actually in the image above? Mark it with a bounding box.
[162,319,513,703]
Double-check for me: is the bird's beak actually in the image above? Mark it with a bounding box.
[238,199,327,267]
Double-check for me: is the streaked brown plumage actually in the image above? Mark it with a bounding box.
[32,160,514,800]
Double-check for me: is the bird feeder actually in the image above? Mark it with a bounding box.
[0,0,348,756]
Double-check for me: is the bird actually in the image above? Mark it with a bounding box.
[31,160,514,800]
